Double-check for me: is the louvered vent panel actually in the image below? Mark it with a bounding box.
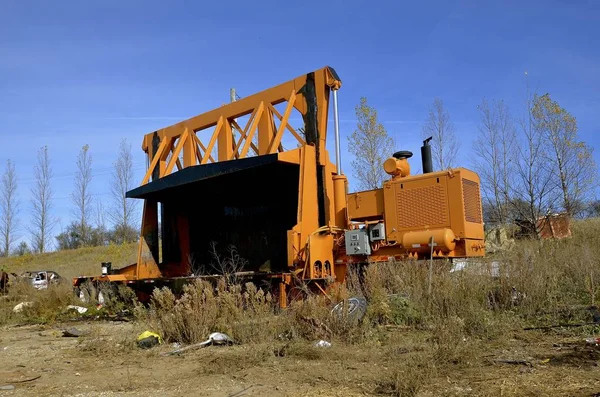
[396,184,448,228]
[462,178,483,223]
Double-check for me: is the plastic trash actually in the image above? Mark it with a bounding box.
[137,331,163,349]
[207,332,234,346]
[12,302,34,313]
[163,332,236,356]
[314,340,332,348]
[585,337,600,346]
[66,305,88,314]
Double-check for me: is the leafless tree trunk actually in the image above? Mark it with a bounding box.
[348,97,395,190]
[110,139,138,243]
[0,160,18,256]
[472,99,516,224]
[422,98,459,171]
[72,144,93,246]
[30,146,55,253]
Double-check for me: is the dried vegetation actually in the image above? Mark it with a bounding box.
[2,220,600,395]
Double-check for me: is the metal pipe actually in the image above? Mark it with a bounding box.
[421,136,433,174]
[333,89,342,174]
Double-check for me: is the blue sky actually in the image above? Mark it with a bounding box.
[1,0,599,250]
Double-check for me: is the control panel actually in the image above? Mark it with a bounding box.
[344,229,372,256]
[369,223,385,241]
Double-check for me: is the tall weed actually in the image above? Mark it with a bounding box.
[140,279,280,344]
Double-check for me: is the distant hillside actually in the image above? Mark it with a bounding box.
[0,243,137,280]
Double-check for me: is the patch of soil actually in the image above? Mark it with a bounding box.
[2,322,600,396]
[548,342,600,367]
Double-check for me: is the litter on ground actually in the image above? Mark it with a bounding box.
[137,331,163,349]
[314,340,332,348]
[62,327,85,338]
[164,332,235,355]
[66,305,88,314]
[12,302,34,313]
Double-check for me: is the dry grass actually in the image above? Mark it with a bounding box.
[0,242,137,325]
[75,322,142,356]
[193,344,277,375]
[137,279,280,344]
[0,281,77,325]
[140,278,380,346]
[138,217,600,342]
[2,220,600,395]
[0,242,137,279]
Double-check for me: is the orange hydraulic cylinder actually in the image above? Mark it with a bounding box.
[333,175,348,229]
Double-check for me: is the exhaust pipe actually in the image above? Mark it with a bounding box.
[421,137,433,174]
[333,89,342,175]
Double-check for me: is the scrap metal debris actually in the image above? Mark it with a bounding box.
[515,213,572,240]
[19,270,63,290]
[0,271,9,293]
[330,297,367,322]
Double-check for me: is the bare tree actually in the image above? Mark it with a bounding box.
[472,99,517,224]
[422,98,459,170]
[348,97,395,190]
[509,84,556,230]
[110,139,138,243]
[95,200,108,246]
[0,160,18,256]
[532,93,597,216]
[30,146,55,253]
[72,144,93,246]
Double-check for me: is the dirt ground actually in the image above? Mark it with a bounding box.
[1,320,600,397]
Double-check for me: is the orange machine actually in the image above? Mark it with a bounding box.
[73,66,485,307]
[346,147,485,262]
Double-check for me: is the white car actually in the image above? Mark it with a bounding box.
[20,270,62,290]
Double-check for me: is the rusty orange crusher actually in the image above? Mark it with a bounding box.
[73,66,485,307]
